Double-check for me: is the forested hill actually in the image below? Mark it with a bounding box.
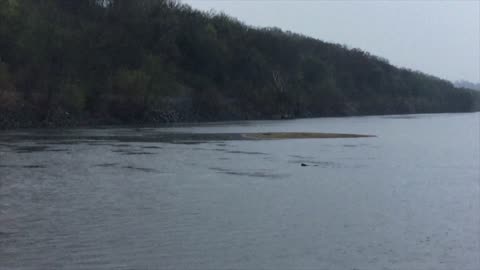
[0,0,479,128]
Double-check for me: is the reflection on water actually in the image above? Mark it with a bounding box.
[0,113,479,270]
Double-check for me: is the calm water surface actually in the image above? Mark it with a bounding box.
[1,113,479,269]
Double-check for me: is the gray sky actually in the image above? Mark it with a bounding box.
[183,0,480,83]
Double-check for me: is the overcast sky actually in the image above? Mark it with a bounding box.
[183,0,480,83]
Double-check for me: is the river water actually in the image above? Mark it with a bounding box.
[1,113,479,269]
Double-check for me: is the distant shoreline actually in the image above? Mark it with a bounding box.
[0,111,478,131]
[0,131,375,144]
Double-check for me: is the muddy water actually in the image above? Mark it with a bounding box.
[1,113,479,269]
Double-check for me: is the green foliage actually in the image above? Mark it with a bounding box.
[0,59,19,110]
[0,61,12,91]
[0,0,478,127]
[61,81,87,113]
[114,69,150,98]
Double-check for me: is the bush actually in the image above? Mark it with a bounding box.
[0,90,20,110]
[61,82,87,113]
[0,61,13,91]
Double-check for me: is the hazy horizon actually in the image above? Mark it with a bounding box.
[184,0,480,84]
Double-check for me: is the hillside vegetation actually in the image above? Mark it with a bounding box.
[0,0,478,128]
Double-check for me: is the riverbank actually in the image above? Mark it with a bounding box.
[2,105,477,131]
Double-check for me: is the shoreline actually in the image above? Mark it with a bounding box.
[0,132,376,144]
[1,111,478,131]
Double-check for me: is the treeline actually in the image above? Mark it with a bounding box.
[0,0,478,128]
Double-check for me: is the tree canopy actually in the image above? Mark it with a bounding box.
[0,0,478,128]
